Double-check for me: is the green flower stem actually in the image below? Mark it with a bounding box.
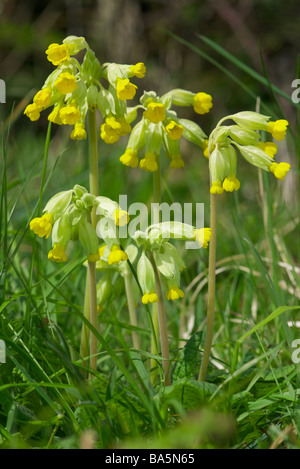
[198,192,217,382]
[149,251,171,387]
[80,109,99,373]
[88,259,98,376]
[151,155,162,385]
[124,273,141,351]
[80,274,90,375]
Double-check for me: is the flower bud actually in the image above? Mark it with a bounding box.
[63,36,87,55]
[179,119,207,147]
[229,111,270,131]
[137,252,157,303]
[43,190,73,219]
[78,218,100,262]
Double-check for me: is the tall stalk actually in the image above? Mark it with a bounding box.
[81,109,99,376]
[198,191,217,382]
[124,273,141,351]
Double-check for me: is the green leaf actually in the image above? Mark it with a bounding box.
[158,378,217,411]
[172,331,203,380]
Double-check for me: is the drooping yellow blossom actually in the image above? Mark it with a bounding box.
[202,139,209,159]
[113,209,130,227]
[165,120,184,140]
[143,102,165,124]
[193,228,212,248]
[99,245,107,258]
[222,175,240,192]
[120,148,139,168]
[116,78,137,101]
[33,87,52,108]
[30,213,54,239]
[269,162,291,180]
[267,119,289,141]
[48,243,67,263]
[100,117,122,144]
[170,154,185,169]
[24,103,41,121]
[139,152,158,172]
[45,43,70,66]
[259,141,278,158]
[48,105,63,125]
[193,92,213,115]
[70,123,87,140]
[130,62,146,78]
[59,105,81,125]
[142,292,159,304]
[54,72,77,94]
[210,181,224,194]
[166,286,184,301]
[107,245,128,265]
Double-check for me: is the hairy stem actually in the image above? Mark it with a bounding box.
[198,192,217,382]
[124,273,141,351]
[80,109,99,374]
[149,251,171,387]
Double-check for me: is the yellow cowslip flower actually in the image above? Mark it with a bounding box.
[139,152,158,172]
[269,162,291,180]
[120,148,139,168]
[30,213,54,239]
[99,245,107,258]
[48,243,67,263]
[24,103,42,121]
[201,139,209,159]
[48,105,63,125]
[45,43,70,66]
[33,87,52,108]
[259,141,278,158]
[193,228,212,248]
[130,62,146,78]
[116,117,132,136]
[70,123,87,140]
[100,117,122,144]
[113,209,130,227]
[193,92,213,115]
[267,119,289,141]
[166,286,184,301]
[107,245,128,265]
[54,72,77,94]
[170,154,185,169]
[116,78,137,101]
[59,105,81,125]
[88,252,100,262]
[143,102,165,124]
[142,292,159,304]
[165,120,184,140]
[222,175,240,192]
[210,181,224,195]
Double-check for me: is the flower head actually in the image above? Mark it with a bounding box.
[116,78,137,101]
[59,105,81,125]
[46,43,70,66]
[143,102,165,124]
[54,72,77,94]
[107,245,128,265]
[269,162,291,180]
[267,119,289,141]
[70,123,87,140]
[166,286,184,301]
[193,92,213,115]
[30,213,54,239]
[24,103,41,121]
[120,148,139,168]
[33,87,52,108]
[48,243,67,263]
[129,62,146,78]
[165,120,184,140]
